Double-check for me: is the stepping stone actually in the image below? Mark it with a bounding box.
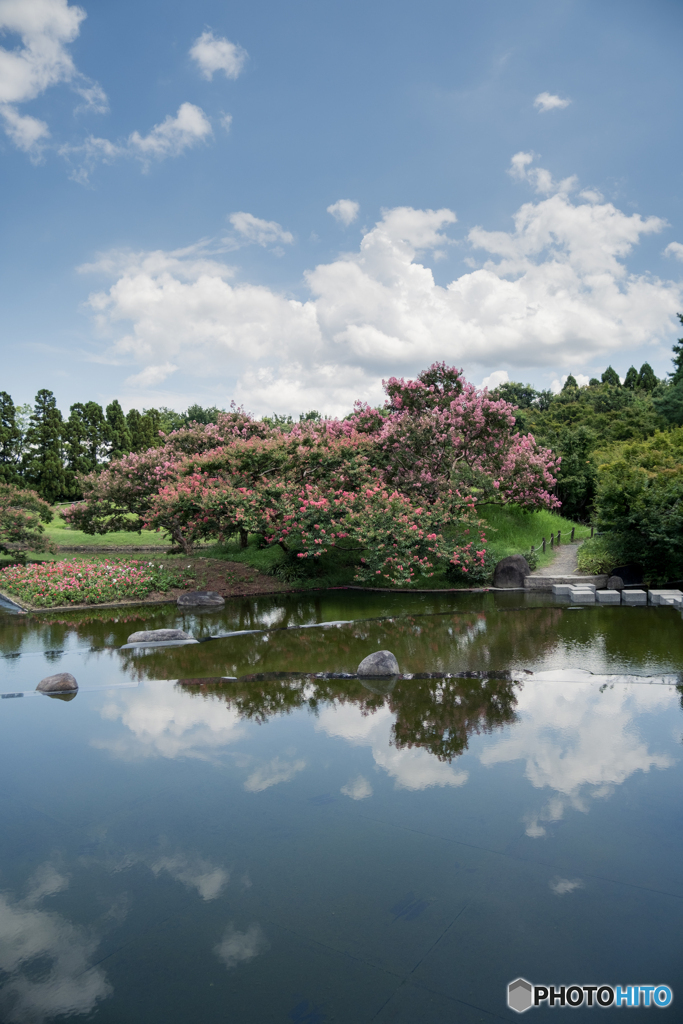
[177,591,225,608]
[648,589,683,606]
[596,590,621,604]
[127,629,192,643]
[358,650,399,676]
[622,590,647,606]
[570,590,595,603]
[37,672,78,693]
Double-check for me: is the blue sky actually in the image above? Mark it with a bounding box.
[2,0,683,416]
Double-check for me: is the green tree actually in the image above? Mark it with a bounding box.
[22,390,65,503]
[0,392,22,484]
[493,382,539,409]
[623,366,638,390]
[0,482,54,560]
[126,408,162,451]
[185,404,222,425]
[64,402,111,498]
[670,313,683,385]
[601,366,621,387]
[562,375,579,392]
[106,400,131,460]
[636,362,658,391]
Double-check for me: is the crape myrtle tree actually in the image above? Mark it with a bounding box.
[64,365,559,585]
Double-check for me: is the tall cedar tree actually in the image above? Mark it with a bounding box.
[106,400,132,460]
[64,402,111,499]
[22,389,66,503]
[0,391,22,484]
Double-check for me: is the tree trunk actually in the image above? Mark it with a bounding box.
[240,528,249,548]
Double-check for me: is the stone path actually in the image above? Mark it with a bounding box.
[535,541,583,576]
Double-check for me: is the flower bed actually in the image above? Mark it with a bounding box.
[0,559,196,608]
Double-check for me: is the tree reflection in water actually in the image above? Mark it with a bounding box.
[178,674,520,763]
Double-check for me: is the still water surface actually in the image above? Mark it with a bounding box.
[1,591,682,1022]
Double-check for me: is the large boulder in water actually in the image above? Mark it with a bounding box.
[357,650,399,677]
[127,628,192,643]
[493,555,531,589]
[37,672,78,693]
[177,591,225,608]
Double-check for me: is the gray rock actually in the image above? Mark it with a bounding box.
[37,672,78,693]
[493,555,531,589]
[127,628,192,643]
[177,590,225,608]
[357,650,399,677]
[607,576,624,591]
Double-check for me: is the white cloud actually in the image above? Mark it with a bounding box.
[214,923,267,970]
[81,164,682,416]
[220,112,232,132]
[125,362,179,387]
[128,102,212,166]
[480,681,673,838]
[481,369,509,390]
[507,151,577,194]
[664,241,683,261]
[229,212,294,246]
[317,703,468,791]
[550,877,584,896]
[0,892,111,1023]
[243,756,306,792]
[0,0,107,156]
[327,199,360,226]
[94,681,246,761]
[151,854,228,901]
[0,104,49,157]
[341,774,373,800]
[534,92,571,113]
[190,30,247,81]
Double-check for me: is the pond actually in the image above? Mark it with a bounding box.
[1,590,682,1022]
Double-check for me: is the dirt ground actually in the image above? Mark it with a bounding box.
[166,557,293,600]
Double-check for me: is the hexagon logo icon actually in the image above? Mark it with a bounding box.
[508,978,533,1013]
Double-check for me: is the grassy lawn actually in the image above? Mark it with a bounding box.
[45,508,170,547]
[479,505,590,568]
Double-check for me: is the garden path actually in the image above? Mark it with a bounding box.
[535,541,583,576]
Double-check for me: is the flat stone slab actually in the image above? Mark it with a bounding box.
[622,590,647,605]
[37,672,78,693]
[596,590,621,604]
[177,591,225,608]
[570,590,595,603]
[648,589,683,605]
[127,628,192,643]
[358,650,399,677]
[526,574,607,591]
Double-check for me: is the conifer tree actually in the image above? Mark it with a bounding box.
[0,391,22,484]
[623,366,638,390]
[636,362,658,391]
[601,366,621,386]
[22,389,65,503]
[106,400,131,460]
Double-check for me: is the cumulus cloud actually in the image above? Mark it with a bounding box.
[243,756,306,792]
[341,774,373,800]
[229,212,294,246]
[128,102,212,166]
[327,199,360,226]
[480,679,674,838]
[190,30,247,80]
[0,890,111,1023]
[318,703,468,791]
[0,0,107,157]
[550,877,584,896]
[81,163,682,415]
[507,151,577,194]
[214,923,267,969]
[534,92,571,113]
[664,241,683,261]
[151,854,228,901]
[481,369,509,390]
[94,681,246,761]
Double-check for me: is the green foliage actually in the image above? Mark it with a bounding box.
[623,366,638,390]
[562,374,579,391]
[576,534,624,575]
[445,548,497,586]
[64,401,111,499]
[593,428,683,582]
[601,366,621,387]
[106,400,132,460]
[0,392,22,484]
[22,390,66,503]
[0,482,54,560]
[636,362,658,391]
